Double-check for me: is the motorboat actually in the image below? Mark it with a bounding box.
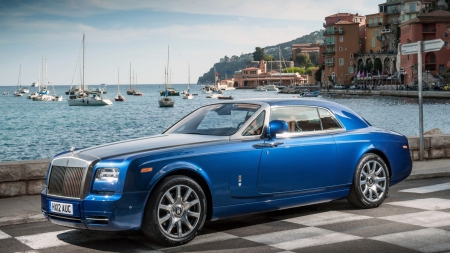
[254,86,267,92]
[27,92,39,99]
[158,97,174,107]
[265,84,279,92]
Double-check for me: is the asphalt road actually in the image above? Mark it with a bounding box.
[1,177,450,253]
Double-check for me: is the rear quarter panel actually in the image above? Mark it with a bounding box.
[333,127,412,187]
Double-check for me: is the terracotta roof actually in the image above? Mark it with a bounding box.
[419,10,450,18]
[326,13,354,18]
[335,20,355,25]
[242,67,259,71]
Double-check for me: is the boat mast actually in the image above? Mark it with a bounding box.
[118,68,120,93]
[188,61,190,93]
[82,34,85,91]
[129,62,131,90]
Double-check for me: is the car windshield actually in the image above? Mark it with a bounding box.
[165,103,261,136]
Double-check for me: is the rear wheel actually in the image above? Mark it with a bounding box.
[142,175,207,246]
[347,153,390,208]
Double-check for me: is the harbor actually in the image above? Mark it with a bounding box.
[1,83,450,162]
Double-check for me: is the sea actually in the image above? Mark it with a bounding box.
[1,84,450,162]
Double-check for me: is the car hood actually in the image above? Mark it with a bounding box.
[75,134,230,160]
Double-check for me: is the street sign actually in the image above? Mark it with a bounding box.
[401,41,420,55]
[422,39,445,53]
[401,39,444,55]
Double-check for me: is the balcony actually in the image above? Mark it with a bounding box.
[381,29,392,34]
[366,22,383,28]
[323,29,344,35]
[325,61,334,66]
[423,28,436,33]
[325,41,335,46]
[323,51,335,55]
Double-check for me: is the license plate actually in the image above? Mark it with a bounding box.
[50,201,73,215]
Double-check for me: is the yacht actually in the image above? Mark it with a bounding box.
[254,86,267,91]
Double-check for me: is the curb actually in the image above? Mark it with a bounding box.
[0,213,46,227]
[407,172,450,180]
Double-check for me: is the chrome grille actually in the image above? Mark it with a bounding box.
[48,166,85,198]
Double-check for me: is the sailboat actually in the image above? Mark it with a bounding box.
[13,64,23,97]
[115,68,125,101]
[126,63,136,95]
[159,46,175,107]
[33,59,55,101]
[183,62,193,100]
[68,34,112,106]
[132,73,143,96]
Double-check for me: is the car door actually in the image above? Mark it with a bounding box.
[256,106,338,194]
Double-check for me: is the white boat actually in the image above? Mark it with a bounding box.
[3,92,8,95]
[31,81,38,87]
[201,85,213,94]
[33,94,54,101]
[51,84,62,101]
[68,34,112,106]
[27,92,39,99]
[206,93,222,98]
[159,46,175,107]
[13,91,23,97]
[265,84,279,91]
[254,85,267,91]
[183,63,193,100]
[19,87,29,93]
[115,69,125,102]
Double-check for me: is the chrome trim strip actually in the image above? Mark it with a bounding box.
[48,213,81,221]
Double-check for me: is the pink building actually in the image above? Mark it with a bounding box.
[232,60,308,88]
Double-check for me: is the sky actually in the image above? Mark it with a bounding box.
[0,0,375,87]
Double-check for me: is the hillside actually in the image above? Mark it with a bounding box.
[197,29,324,84]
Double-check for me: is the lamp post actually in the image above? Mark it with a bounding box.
[345,73,348,87]
[327,75,330,92]
[425,69,430,89]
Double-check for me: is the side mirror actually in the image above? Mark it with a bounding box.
[267,120,288,139]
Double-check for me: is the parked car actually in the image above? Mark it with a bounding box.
[444,84,450,91]
[41,99,412,246]
[334,85,344,89]
[349,85,360,89]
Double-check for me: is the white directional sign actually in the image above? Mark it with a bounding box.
[401,39,444,55]
[401,41,420,55]
[422,39,445,52]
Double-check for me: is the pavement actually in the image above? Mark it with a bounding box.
[0,158,449,228]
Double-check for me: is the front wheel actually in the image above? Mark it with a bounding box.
[142,175,207,246]
[347,153,390,208]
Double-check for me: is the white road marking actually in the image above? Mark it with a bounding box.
[371,228,450,253]
[245,227,360,251]
[278,211,372,226]
[400,182,450,194]
[387,198,450,210]
[379,210,450,227]
[0,230,11,240]
[16,229,121,249]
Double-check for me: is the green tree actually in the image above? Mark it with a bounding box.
[309,52,319,66]
[315,68,322,83]
[264,55,274,61]
[283,67,305,74]
[253,47,265,61]
[296,53,312,68]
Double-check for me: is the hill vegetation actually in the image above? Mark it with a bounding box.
[197,30,324,84]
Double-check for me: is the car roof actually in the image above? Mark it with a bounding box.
[211,98,371,130]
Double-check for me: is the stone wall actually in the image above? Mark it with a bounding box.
[0,135,449,197]
[407,134,450,161]
[0,160,49,197]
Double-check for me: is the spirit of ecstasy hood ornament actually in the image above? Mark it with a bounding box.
[70,146,75,156]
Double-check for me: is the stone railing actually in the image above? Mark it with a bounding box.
[1,135,450,197]
[407,134,450,161]
[0,159,49,198]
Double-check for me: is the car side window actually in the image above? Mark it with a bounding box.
[270,107,321,132]
[242,111,265,136]
[318,108,342,130]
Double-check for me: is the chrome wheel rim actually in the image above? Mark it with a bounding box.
[359,160,387,202]
[157,185,201,239]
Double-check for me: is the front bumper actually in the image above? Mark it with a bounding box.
[41,191,148,231]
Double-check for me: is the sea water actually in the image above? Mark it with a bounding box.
[1,84,449,162]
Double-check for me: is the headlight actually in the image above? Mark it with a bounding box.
[95,168,119,181]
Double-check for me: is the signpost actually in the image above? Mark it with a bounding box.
[401,39,444,161]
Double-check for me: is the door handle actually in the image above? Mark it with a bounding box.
[252,142,284,148]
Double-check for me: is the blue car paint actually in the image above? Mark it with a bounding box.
[41,98,412,231]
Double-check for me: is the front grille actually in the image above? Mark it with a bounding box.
[48,166,85,198]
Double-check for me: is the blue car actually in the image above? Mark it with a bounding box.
[41,98,412,246]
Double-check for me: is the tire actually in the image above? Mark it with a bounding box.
[142,175,207,246]
[347,153,390,209]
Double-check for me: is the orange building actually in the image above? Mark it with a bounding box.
[399,10,450,85]
[321,13,365,86]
